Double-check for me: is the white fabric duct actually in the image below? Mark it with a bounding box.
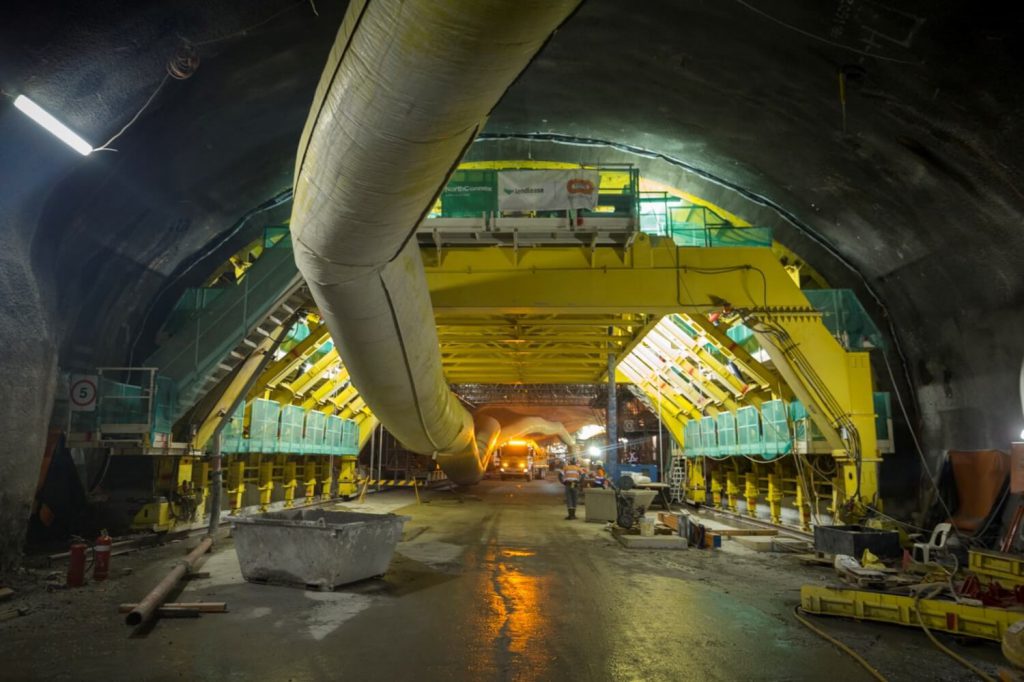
[498,417,577,449]
[290,0,580,485]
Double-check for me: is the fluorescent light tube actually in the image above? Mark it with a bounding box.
[14,95,93,155]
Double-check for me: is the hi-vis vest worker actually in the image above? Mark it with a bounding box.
[559,458,584,520]
[562,464,582,484]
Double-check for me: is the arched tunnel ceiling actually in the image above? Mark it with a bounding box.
[2,0,1023,452]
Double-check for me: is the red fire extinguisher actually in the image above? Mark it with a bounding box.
[67,540,88,587]
[93,530,112,581]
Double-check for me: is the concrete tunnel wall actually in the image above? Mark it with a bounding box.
[1,0,1023,567]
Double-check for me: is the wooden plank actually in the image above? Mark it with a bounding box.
[709,529,777,537]
[0,587,14,602]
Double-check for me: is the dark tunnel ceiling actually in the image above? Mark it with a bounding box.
[2,0,1023,446]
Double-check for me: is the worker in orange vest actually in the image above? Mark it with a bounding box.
[558,456,585,520]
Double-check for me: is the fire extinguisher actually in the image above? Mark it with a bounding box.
[66,539,88,587]
[93,530,112,581]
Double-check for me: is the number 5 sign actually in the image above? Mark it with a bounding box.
[69,374,98,412]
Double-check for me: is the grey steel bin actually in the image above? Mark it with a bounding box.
[232,509,409,589]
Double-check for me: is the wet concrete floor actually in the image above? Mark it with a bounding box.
[0,478,1004,681]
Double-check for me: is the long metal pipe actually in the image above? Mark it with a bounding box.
[289,0,581,485]
[125,535,213,626]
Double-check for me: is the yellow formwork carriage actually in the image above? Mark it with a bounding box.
[424,236,881,513]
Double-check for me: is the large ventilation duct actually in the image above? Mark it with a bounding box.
[499,417,577,449]
[290,0,581,485]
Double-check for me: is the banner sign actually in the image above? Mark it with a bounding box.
[497,170,600,211]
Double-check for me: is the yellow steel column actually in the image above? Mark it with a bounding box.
[744,468,759,518]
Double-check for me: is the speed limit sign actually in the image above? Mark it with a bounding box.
[69,374,98,412]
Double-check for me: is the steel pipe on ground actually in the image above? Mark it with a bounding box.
[125,535,213,627]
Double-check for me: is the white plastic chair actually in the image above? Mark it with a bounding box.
[913,522,952,563]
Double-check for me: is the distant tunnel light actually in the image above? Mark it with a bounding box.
[14,95,93,155]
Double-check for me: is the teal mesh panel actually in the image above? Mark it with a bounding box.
[707,227,772,247]
[760,400,792,459]
[304,411,327,454]
[700,417,719,458]
[248,399,281,453]
[152,376,177,435]
[717,412,737,456]
[725,323,761,355]
[737,406,761,455]
[874,392,892,441]
[98,379,146,427]
[341,419,357,454]
[803,289,884,351]
[683,420,700,457]
[790,400,810,444]
[341,419,359,454]
[324,415,343,455]
[279,405,306,453]
[439,169,497,217]
[221,403,247,454]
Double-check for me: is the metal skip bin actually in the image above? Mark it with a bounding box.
[232,510,410,589]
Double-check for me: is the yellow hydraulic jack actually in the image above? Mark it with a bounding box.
[303,456,318,501]
[320,459,335,502]
[257,457,274,511]
[282,457,298,508]
[191,457,210,521]
[710,468,724,508]
[687,458,706,504]
[725,468,741,513]
[336,456,357,497]
[744,470,759,518]
[227,456,247,513]
[767,464,784,526]
[794,473,812,531]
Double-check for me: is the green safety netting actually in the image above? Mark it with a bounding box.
[303,411,327,454]
[280,405,306,453]
[325,415,343,453]
[737,406,761,456]
[803,289,884,351]
[760,400,792,459]
[341,420,359,454]
[699,417,719,458]
[726,323,762,355]
[874,392,892,441]
[248,399,281,453]
[717,412,737,454]
[222,403,247,454]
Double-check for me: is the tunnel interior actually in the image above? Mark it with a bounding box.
[2,0,1024,679]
